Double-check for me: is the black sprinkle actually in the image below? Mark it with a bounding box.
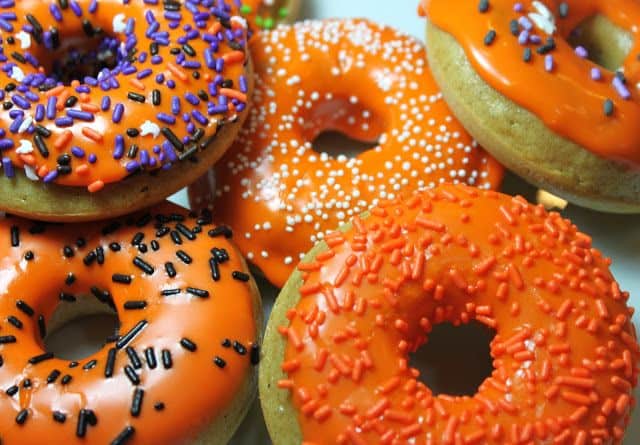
[250,344,260,365]
[176,250,192,264]
[76,409,88,437]
[28,352,54,365]
[0,335,17,344]
[180,338,197,352]
[101,221,122,235]
[47,369,61,383]
[161,288,180,296]
[161,349,172,369]
[53,411,67,423]
[127,92,146,103]
[164,262,177,278]
[24,250,34,261]
[131,232,144,246]
[105,348,116,378]
[116,320,148,349]
[161,127,184,151]
[59,292,76,302]
[208,225,232,238]
[109,242,122,252]
[523,47,532,62]
[69,361,79,368]
[186,287,209,298]
[15,408,28,425]
[63,245,75,257]
[124,365,140,385]
[478,0,489,12]
[7,315,23,329]
[604,99,615,116]
[131,388,144,417]
[175,223,196,240]
[126,347,142,369]
[124,300,147,310]
[65,273,76,285]
[38,315,46,339]
[558,2,569,18]
[182,43,196,57]
[111,426,135,445]
[22,378,31,388]
[170,230,182,245]
[96,246,104,265]
[76,237,86,248]
[221,338,231,348]
[233,341,247,355]
[213,356,226,368]
[16,300,34,317]
[113,273,133,284]
[83,359,98,370]
[209,258,220,281]
[152,89,161,106]
[6,385,18,396]
[150,240,160,251]
[232,271,251,282]
[133,257,154,275]
[83,251,97,266]
[484,29,496,46]
[154,402,165,411]
[144,347,157,369]
[61,374,72,385]
[10,226,19,247]
[156,227,170,237]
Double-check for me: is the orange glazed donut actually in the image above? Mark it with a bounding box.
[419,0,640,212]
[188,19,504,287]
[0,205,261,444]
[0,0,252,221]
[261,184,640,445]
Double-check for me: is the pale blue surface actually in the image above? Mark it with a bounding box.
[169,0,640,442]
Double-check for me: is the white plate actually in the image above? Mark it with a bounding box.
[175,0,640,442]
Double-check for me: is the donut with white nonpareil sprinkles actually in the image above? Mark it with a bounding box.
[0,204,262,444]
[261,183,640,445]
[0,0,253,221]
[187,19,504,287]
[419,0,640,213]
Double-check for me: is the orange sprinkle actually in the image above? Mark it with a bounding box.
[167,62,188,81]
[87,180,104,193]
[54,130,73,149]
[81,127,103,143]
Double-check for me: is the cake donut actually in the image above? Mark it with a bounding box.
[238,0,300,30]
[0,0,253,221]
[261,183,640,444]
[419,0,640,213]
[0,204,262,444]
[188,19,504,287]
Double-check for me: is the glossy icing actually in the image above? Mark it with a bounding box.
[0,205,259,444]
[420,0,640,168]
[278,184,639,444]
[188,19,504,287]
[0,0,249,191]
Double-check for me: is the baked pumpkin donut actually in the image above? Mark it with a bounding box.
[261,183,639,444]
[187,19,504,287]
[239,0,301,30]
[0,204,262,444]
[0,0,252,221]
[419,0,640,213]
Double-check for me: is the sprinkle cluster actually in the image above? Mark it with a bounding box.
[238,0,293,30]
[0,206,259,444]
[275,184,640,444]
[0,0,250,191]
[190,19,503,286]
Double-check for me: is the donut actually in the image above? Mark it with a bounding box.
[0,204,262,444]
[187,19,504,287]
[238,0,301,30]
[0,0,253,221]
[261,183,640,444]
[418,0,640,213]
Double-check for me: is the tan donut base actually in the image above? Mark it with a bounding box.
[259,218,357,445]
[0,58,254,223]
[424,21,640,214]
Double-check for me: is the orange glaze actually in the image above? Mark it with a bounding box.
[278,183,640,444]
[419,0,640,168]
[0,0,250,191]
[0,205,259,444]
[187,19,504,287]
[239,0,294,30]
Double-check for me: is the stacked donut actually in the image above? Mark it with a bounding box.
[0,1,637,444]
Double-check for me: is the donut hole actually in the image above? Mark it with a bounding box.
[410,321,495,397]
[43,295,119,361]
[34,30,122,86]
[567,14,632,72]
[311,130,379,159]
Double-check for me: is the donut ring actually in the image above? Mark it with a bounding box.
[188,19,504,287]
[240,0,301,30]
[261,183,640,444]
[0,204,261,444]
[419,0,640,213]
[0,0,252,221]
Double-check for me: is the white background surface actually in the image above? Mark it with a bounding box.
[172,0,640,442]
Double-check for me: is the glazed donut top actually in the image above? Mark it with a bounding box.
[207,19,504,287]
[419,0,640,168]
[0,205,259,444]
[238,0,294,30]
[276,184,639,444]
[0,0,249,192]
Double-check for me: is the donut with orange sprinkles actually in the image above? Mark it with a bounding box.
[0,204,262,444]
[187,19,504,287]
[0,0,253,221]
[261,183,640,445]
[419,0,640,213]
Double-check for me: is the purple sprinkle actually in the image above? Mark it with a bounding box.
[113,135,125,159]
[182,112,190,123]
[35,104,45,121]
[215,58,224,73]
[155,73,165,84]
[9,116,23,133]
[0,18,13,32]
[157,112,176,124]
[122,65,137,75]
[67,109,95,122]
[612,76,631,100]
[239,76,248,94]
[137,69,152,80]
[518,16,532,31]
[166,80,176,89]
[49,3,63,21]
[113,103,124,123]
[125,18,135,35]
[125,161,140,172]
[140,150,150,166]
[184,92,200,105]
[513,2,523,12]
[55,116,74,127]
[70,0,82,16]
[171,96,181,115]
[71,146,85,158]
[43,170,58,183]
[88,153,97,164]
[575,46,588,59]
[186,122,196,134]
[235,102,246,113]
[204,49,215,69]
[182,60,201,69]
[192,110,208,125]
[591,67,602,81]
[145,10,156,24]
[2,157,14,177]
[544,55,554,72]
[101,96,111,111]
[75,85,91,94]
[12,95,30,110]
[0,139,14,150]
[151,55,163,65]
[138,52,148,63]
[517,30,529,45]
[46,96,57,120]
[89,0,97,13]
[528,35,542,44]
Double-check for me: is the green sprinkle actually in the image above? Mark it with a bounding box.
[263,17,274,29]
[278,7,289,18]
[604,99,614,116]
[240,5,252,14]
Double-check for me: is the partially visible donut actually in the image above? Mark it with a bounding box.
[261,183,639,445]
[0,0,252,221]
[239,0,301,30]
[188,19,504,287]
[419,0,640,213]
[0,204,262,444]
